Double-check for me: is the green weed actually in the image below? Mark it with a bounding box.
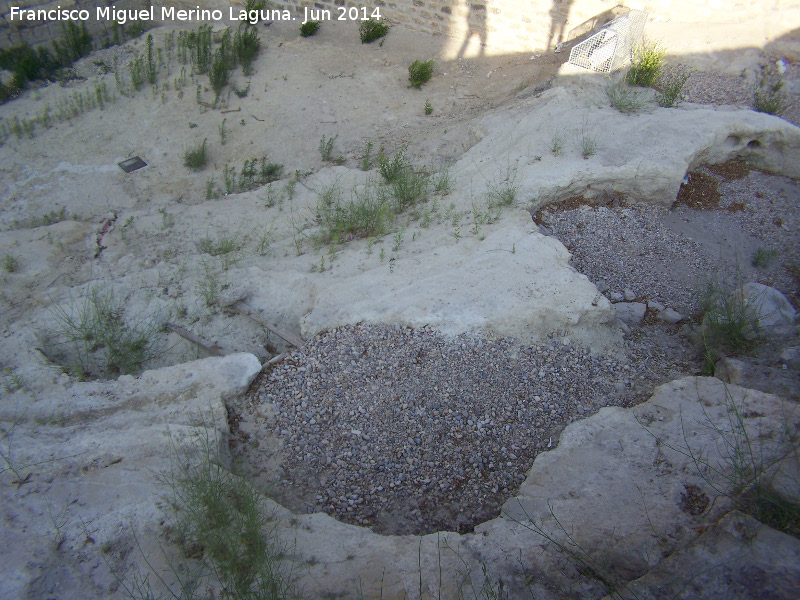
[42,287,164,379]
[424,99,433,115]
[319,134,337,162]
[2,253,19,273]
[184,139,208,171]
[751,247,778,268]
[606,81,646,114]
[377,148,409,183]
[300,21,321,37]
[657,70,690,107]
[550,133,564,156]
[359,18,390,44]
[408,59,435,88]
[626,40,665,88]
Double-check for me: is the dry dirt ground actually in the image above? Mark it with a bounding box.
[1,14,799,598]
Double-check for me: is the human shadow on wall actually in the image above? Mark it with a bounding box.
[457,1,488,58]
[547,0,575,51]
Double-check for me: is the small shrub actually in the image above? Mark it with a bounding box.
[234,24,261,76]
[700,279,758,356]
[197,232,241,257]
[486,162,519,208]
[377,148,409,183]
[183,139,208,171]
[551,133,564,156]
[408,59,434,88]
[657,71,690,107]
[424,99,433,115]
[150,433,301,600]
[753,64,784,115]
[626,41,665,88]
[43,287,164,379]
[209,54,230,101]
[751,247,778,268]
[300,21,321,37]
[581,121,598,159]
[315,183,391,243]
[359,18,389,44]
[2,253,19,273]
[319,134,337,162]
[391,168,429,211]
[606,81,646,114]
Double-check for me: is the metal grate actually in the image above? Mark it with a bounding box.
[118,156,147,173]
[568,9,648,73]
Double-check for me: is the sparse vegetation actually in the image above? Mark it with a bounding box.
[319,134,337,162]
[377,148,409,183]
[486,161,519,208]
[626,40,665,88]
[184,139,208,171]
[642,383,800,540]
[125,432,301,600]
[751,247,778,268]
[581,120,598,159]
[754,63,784,115]
[657,70,690,107]
[408,59,435,88]
[550,133,564,156]
[314,181,392,244]
[300,21,321,37]
[2,253,19,273]
[699,277,759,369]
[606,81,646,114]
[42,287,165,379]
[359,18,390,44]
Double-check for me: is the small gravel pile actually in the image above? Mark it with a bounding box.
[536,166,800,313]
[236,323,690,535]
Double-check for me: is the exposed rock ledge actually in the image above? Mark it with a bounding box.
[2,354,797,599]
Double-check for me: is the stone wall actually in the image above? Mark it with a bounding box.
[275,0,800,55]
[2,0,797,54]
[0,0,149,49]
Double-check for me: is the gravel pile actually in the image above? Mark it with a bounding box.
[536,166,800,313]
[237,323,690,535]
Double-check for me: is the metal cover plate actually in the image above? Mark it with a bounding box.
[118,156,147,173]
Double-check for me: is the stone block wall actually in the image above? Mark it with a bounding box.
[274,0,798,54]
[1,0,796,54]
[0,0,149,49]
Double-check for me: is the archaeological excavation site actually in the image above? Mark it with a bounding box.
[1,0,799,598]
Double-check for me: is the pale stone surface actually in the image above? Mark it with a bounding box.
[742,282,797,337]
[614,301,647,325]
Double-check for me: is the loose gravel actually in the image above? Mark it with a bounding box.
[235,322,692,536]
[536,165,800,313]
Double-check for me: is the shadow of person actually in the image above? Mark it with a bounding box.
[547,0,575,51]
[457,3,488,58]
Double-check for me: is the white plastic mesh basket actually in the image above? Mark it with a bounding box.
[568,9,648,73]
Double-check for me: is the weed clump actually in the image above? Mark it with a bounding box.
[148,435,300,600]
[359,18,389,44]
[183,139,208,171]
[234,25,261,76]
[377,148,409,183]
[2,253,19,273]
[315,182,392,243]
[754,63,784,115]
[606,81,646,113]
[626,40,665,88]
[657,70,690,107]
[408,59,434,88]
[300,21,321,37]
[42,287,164,379]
